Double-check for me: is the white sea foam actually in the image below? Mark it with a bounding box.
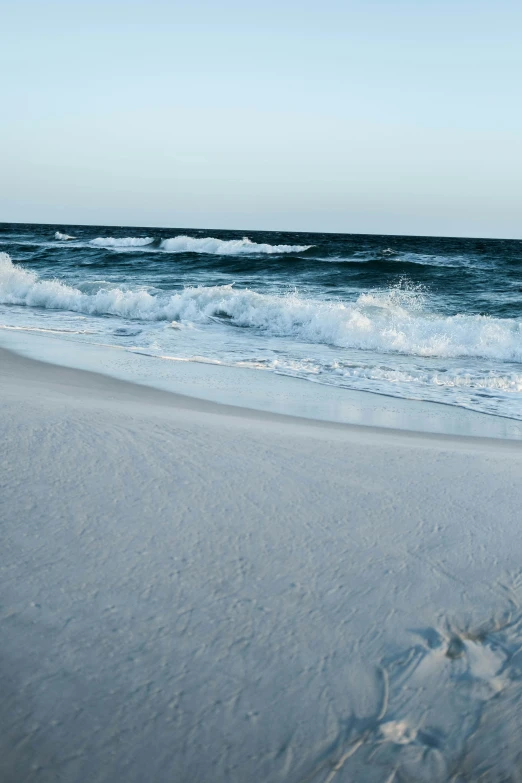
[90,237,154,247]
[264,356,522,395]
[160,235,312,255]
[0,324,94,335]
[55,231,76,240]
[1,253,522,363]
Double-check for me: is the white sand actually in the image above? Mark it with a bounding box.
[2,346,522,782]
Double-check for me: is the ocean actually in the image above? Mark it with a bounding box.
[1,222,521,421]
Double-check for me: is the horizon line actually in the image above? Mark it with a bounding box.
[0,219,520,244]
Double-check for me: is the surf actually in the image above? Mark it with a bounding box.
[2,253,522,363]
[90,237,155,247]
[159,235,312,255]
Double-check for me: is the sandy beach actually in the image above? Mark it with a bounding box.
[2,345,522,781]
[4,0,522,776]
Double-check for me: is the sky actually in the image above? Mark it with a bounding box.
[1,0,521,238]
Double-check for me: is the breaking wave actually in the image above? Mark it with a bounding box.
[55,231,76,241]
[1,253,522,363]
[159,235,312,255]
[90,236,154,247]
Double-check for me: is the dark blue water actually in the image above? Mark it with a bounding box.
[1,222,522,419]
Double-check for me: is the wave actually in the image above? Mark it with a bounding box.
[90,236,154,247]
[84,235,311,254]
[55,231,76,240]
[159,235,312,255]
[347,250,474,269]
[1,253,522,362]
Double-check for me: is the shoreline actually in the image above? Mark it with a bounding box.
[2,343,520,452]
[2,326,522,441]
[2,344,522,781]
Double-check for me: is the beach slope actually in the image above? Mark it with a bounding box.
[2,347,522,782]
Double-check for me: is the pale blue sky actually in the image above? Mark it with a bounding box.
[1,0,521,237]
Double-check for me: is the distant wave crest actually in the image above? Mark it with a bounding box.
[55,231,76,240]
[160,235,312,255]
[90,236,155,247]
[1,253,522,362]
[86,235,311,254]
